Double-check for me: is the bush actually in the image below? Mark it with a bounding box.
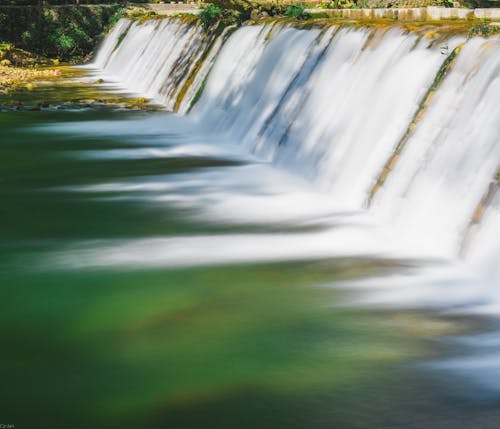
[468,20,499,38]
[284,4,311,20]
[0,5,122,62]
[199,4,223,30]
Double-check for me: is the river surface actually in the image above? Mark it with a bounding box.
[1,73,500,428]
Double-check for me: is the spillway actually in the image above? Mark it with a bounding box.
[93,18,500,312]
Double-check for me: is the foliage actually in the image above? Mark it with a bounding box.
[198,1,252,32]
[0,5,122,62]
[460,0,497,7]
[467,20,500,38]
[208,0,252,15]
[284,4,311,20]
[317,0,364,9]
[439,0,454,7]
[199,4,223,30]
[318,1,335,8]
[106,7,126,30]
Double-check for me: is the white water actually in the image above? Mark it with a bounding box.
[372,37,500,259]
[84,19,500,392]
[91,18,500,285]
[94,18,227,111]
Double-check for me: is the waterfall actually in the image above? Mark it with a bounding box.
[200,27,473,212]
[93,17,229,111]
[93,18,500,279]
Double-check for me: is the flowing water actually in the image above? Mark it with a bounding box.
[1,17,500,428]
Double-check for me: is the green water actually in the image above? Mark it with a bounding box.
[0,77,498,429]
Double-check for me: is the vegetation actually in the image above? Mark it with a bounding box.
[199,4,223,30]
[284,4,311,20]
[0,64,60,92]
[0,42,58,92]
[321,0,362,8]
[197,0,259,30]
[461,0,498,7]
[0,5,123,62]
[468,19,500,38]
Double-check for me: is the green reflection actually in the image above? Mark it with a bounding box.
[0,73,492,429]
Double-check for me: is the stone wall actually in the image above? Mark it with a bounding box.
[305,6,500,20]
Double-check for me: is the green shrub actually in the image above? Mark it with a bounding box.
[199,4,223,30]
[468,20,499,38]
[284,4,311,20]
[0,5,122,62]
[55,33,76,52]
[106,7,125,30]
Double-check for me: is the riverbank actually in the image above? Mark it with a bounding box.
[0,64,162,112]
[0,64,61,92]
[0,43,60,91]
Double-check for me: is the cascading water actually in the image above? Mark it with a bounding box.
[94,17,500,286]
[371,37,500,259]
[90,17,500,391]
[194,26,466,211]
[93,17,230,111]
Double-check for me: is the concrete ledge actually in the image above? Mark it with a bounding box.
[426,5,473,19]
[306,6,500,21]
[475,8,500,19]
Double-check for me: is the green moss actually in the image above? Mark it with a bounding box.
[309,11,332,19]
[467,19,500,38]
[394,44,461,152]
[189,75,208,112]
[199,4,224,31]
[178,24,237,112]
[367,43,462,206]
[113,21,133,52]
[284,4,311,20]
